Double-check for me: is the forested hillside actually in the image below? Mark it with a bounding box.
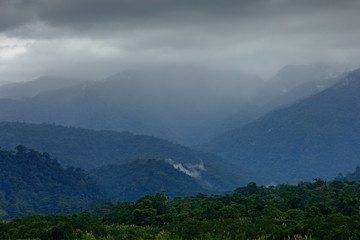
[199,68,360,184]
[90,159,206,202]
[0,146,105,220]
[0,122,242,190]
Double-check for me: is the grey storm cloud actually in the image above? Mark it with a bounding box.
[0,0,360,82]
[3,0,360,38]
[0,0,36,32]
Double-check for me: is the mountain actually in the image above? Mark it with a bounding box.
[90,159,206,202]
[0,69,262,145]
[0,76,87,99]
[0,146,105,220]
[0,65,345,146]
[198,68,360,185]
[262,63,340,98]
[215,63,343,134]
[0,122,243,190]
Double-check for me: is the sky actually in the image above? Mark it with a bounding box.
[0,0,360,83]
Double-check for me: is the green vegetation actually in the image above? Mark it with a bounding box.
[3,177,360,239]
[0,122,241,189]
[0,215,106,240]
[0,146,105,220]
[0,144,224,218]
[90,159,206,202]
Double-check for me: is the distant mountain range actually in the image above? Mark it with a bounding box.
[216,64,343,134]
[0,69,262,145]
[0,76,87,99]
[0,64,353,187]
[199,68,360,184]
[0,65,341,145]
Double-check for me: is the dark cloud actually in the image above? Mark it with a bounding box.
[4,0,357,37]
[34,0,256,26]
[3,0,360,43]
[0,0,36,32]
[0,0,360,82]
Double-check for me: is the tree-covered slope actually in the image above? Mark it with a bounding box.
[199,68,360,184]
[0,122,242,190]
[90,159,206,202]
[0,146,105,220]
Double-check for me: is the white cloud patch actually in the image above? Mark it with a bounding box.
[166,159,206,179]
[0,35,32,60]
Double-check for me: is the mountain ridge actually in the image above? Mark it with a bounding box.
[198,68,360,184]
[0,121,242,190]
[0,75,87,100]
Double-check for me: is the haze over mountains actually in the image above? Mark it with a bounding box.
[0,64,342,145]
[1,64,360,219]
[213,63,344,135]
[199,68,360,185]
[0,62,356,182]
[0,76,87,100]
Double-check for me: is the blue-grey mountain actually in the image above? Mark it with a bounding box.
[199,68,360,185]
[0,76,86,100]
[0,69,262,145]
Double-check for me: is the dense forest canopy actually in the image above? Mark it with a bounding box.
[90,159,206,202]
[2,176,360,239]
[0,146,105,220]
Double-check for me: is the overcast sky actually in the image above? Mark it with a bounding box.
[0,0,360,83]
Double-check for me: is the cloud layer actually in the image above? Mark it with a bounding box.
[1,0,360,82]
